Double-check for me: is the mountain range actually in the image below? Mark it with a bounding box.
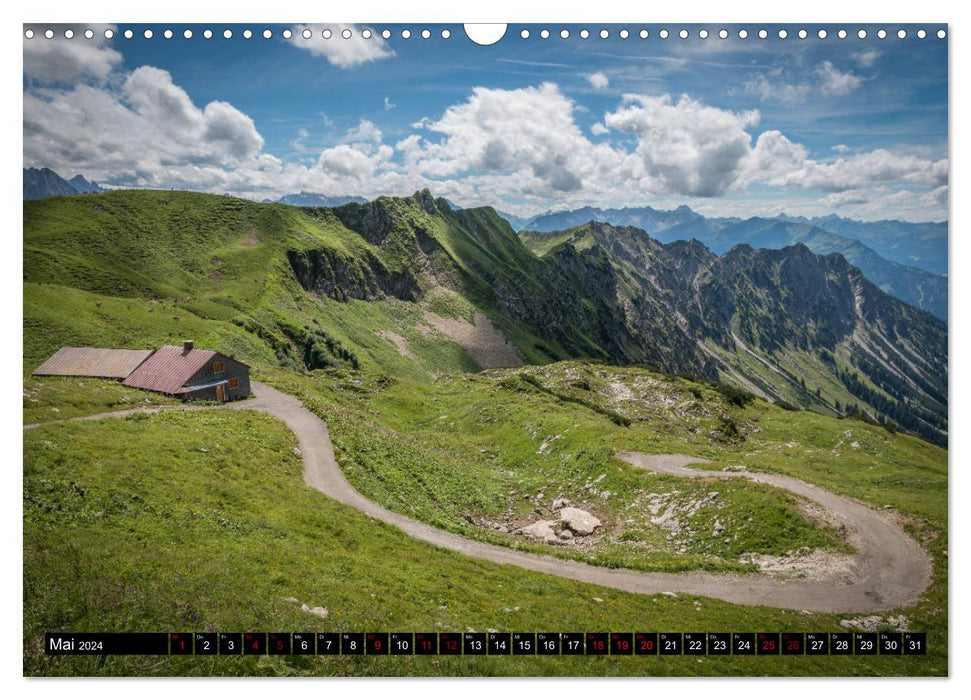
[24,168,946,320]
[23,167,105,200]
[510,204,947,320]
[24,189,947,445]
[269,192,368,207]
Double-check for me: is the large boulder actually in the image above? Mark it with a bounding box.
[521,520,559,543]
[559,507,602,536]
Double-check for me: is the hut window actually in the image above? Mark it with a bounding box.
[213,361,224,373]
[228,377,239,389]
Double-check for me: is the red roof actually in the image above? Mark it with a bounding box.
[122,345,217,395]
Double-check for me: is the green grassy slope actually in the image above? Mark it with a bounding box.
[23,375,179,425]
[22,190,948,677]
[23,191,540,380]
[25,191,947,445]
[24,407,946,677]
[262,361,942,575]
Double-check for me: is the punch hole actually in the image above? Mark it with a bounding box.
[464,24,507,46]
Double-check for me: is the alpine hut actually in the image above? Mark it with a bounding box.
[121,340,250,401]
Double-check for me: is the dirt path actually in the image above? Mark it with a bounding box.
[25,384,932,613]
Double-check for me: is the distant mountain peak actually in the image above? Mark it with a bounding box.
[23,167,81,200]
[67,174,105,194]
[275,192,368,207]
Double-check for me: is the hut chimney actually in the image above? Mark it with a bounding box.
[183,340,194,354]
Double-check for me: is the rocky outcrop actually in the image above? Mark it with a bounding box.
[286,247,421,302]
[558,507,602,536]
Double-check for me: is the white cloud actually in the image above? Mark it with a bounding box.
[852,50,880,68]
[291,128,309,150]
[404,83,621,194]
[318,143,393,180]
[23,61,948,222]
[822,190,870,207]
[23,65,271,196]
[832,144,851,153]
[800,149,947,192]
[345,118,382,145]
[604,93,761,197]
[821,185,949,220]
[816,61,864,96]
[24,65,263,185]
[741,62,864,103]
[23,25,121,82]
[384,96,396,111]
[587,72,609,90]
[741,73,811,104]
[24,56,420,201]
[291,24,393,68]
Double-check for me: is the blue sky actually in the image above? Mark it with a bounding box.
[23,23,948,220]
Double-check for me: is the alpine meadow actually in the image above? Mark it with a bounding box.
[22,23,948,679]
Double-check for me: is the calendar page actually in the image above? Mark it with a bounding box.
[22,22,947,678]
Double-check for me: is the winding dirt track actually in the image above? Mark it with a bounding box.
[25,381,932,613]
